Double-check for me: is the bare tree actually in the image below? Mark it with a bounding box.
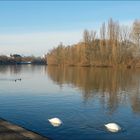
[132,20,140,48]
[47,19,140,68]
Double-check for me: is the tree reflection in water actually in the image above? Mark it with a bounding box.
[47,66,140,114]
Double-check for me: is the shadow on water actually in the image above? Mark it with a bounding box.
[47,66,140,114]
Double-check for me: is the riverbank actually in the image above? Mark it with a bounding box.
[0,118,50,140]
[47,63,140,69]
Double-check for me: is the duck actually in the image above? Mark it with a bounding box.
[104,123,121,132]
[48,117,62,127]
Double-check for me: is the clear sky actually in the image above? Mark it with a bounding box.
[0,1,140,56]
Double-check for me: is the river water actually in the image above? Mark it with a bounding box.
[0,65,140,140]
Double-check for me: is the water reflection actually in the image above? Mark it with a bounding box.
[0,65,22,74]
[0,65,140,115]
[0,65,140,140]
[47,66,140,114]
[0,65,46,75]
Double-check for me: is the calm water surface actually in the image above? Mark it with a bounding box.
[0,65,140,140]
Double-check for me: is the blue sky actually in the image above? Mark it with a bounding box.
[0,1,140,56]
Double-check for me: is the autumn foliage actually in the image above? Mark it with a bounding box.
[47,19,140,68]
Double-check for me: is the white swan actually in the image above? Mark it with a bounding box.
[48,118,62,127]
[105,123,121,132]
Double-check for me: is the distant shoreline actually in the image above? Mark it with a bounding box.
[0,63,47,65]
[0,54,47,65]
[47,64,140,69]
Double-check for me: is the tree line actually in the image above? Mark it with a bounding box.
[47,19,140,68]
[0,54,47,65]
